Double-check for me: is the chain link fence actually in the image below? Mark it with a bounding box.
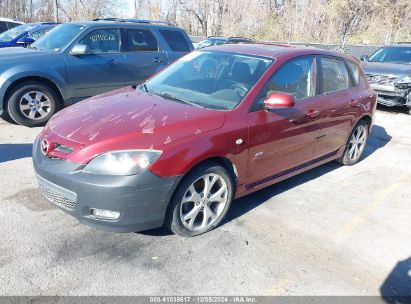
[190,36,382,58]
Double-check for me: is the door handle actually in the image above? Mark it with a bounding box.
[153,57,162,63]
[107,59,117,65]
[306,109,320,119]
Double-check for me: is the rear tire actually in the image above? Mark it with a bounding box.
[7,81,59,127]
[165,163,233,237]
[337,120,369,166]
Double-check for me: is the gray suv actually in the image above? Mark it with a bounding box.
[0,19,193,127]
[361,44,411,114]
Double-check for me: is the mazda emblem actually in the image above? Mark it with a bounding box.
[41,139,49,155]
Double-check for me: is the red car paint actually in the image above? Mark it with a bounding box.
[40,44,377,199]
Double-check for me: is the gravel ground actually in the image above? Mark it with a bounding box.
[0,107,410,297]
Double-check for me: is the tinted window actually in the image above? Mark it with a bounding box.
[266,57,315,100]
[6,22,20,29]
[125,29,158,52]
[227,39,250,44]
[0,22,8,33]
[78,29,120,53]
[159,30,190,52]
[346,60,360,85]
[321,57,350,93]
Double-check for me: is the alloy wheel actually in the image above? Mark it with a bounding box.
[347,125,367,162]
[180,173,228,231]
[19,91,51,120]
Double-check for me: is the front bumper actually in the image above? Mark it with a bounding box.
[371,86,411,108]
[32,136,182,233]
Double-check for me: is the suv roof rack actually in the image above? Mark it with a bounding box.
[228,37,252,40]
[92,18,173,27]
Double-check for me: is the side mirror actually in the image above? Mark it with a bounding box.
[70,44,89,56]
[360,55,368,62]
[17,37,35,47]
[263,92,296,110]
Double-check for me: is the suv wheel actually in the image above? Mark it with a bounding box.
[338,120,369,166]
[166,163,233,237]
[7,81,59,127]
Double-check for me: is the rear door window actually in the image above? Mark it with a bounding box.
[125,29,158,52]
[159,30,190,52]
[320,57,350,93]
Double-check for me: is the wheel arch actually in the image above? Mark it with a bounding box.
[166,156,238,210]
[163,156,238,229]
[3,76,64,111]
[185,156,238,186]
[356,114,373,134]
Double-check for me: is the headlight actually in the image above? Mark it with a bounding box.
[395,75,411,89]
[83,150,162,175]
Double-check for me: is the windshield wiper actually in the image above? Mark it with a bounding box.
[133,81,149,93]
[155,92,203,108]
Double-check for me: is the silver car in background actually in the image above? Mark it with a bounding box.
[361,44,411,114]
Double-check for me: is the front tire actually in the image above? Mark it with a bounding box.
[7,81,59,127]
[338,120,369,166]
[165,163,234,237]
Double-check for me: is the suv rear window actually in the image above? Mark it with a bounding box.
[159,30,190,52]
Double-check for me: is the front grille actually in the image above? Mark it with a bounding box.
[37,175,77,211]
[366,74,397,86]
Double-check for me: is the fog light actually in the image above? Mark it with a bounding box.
[90,208,121,220]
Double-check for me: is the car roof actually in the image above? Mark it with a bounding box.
[204,43,354,60]
[0,17,24,23]
[26,22,59,27]
[69,21,183,30]
[384,43,411,47]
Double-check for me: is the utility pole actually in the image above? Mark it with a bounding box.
[54,0,59,22]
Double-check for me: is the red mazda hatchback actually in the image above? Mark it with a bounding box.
[33,44,376,236]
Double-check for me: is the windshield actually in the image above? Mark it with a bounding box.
[0,24,36,42]
[145,51,272,110]
[32,23,85,52]
[368,47,411,65]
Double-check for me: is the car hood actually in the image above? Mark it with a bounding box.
[44,87,226,163]
[0,46,48,60]
[363,62,411,76]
